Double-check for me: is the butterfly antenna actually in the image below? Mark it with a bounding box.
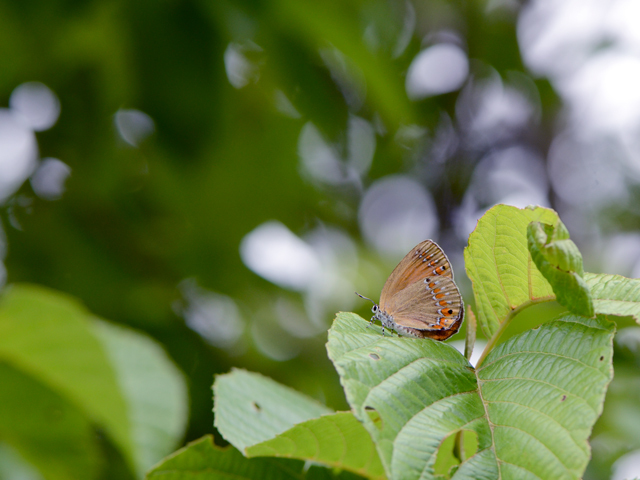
[355,292,375,304]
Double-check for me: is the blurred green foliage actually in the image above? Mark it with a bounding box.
[0,0,639,479]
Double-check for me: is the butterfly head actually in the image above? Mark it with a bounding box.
[356,292,386,324]
[371,302,390,324]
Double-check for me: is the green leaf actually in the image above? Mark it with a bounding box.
[145,435,307,480]
[214,369,384,479]
[247,412,386,480]
[464,205,560,337]
[0,363,100,480]
[92,320,189,477]
[585,273,640,323]
[527,221,594,317]
[477,314,613,480]
[327,312,614,480]
[0,284,190,479]
[0,285,133,470]
[214,369,332,452]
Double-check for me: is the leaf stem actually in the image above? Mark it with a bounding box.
[464,307,477,361]
[474,296,555,368]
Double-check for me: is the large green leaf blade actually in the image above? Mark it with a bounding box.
[214,369,333,452]
[247,411,386,480]
[477,314,613,479]
[327,311,614,480]
[92,320,189,477]
[0,285,134,470]
[585,273,640,322]
[327,312,494,480]
[464,205,559,337]
[214,369,384,478]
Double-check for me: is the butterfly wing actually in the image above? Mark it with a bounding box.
[384,275,463,337]
[401,313,463,340]
[379,240,453,306]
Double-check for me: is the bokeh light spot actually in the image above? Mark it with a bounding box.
[9,82,60,132]
[240,221,321,291]
[406,43,469,99]
[359,175,439,257]
[30,158,71,201]
[0,109,38,203]
[114,109,155,147]
[180,279,245,351]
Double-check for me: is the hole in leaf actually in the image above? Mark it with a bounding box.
[433,429,479,476]
[251,401,261,412]
[364,406,383,430]
[600,356,604,361]
[369,353,380,360]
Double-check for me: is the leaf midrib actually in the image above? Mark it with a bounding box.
[475,367,500,480]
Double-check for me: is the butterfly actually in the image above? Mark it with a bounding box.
[357,239,464,341]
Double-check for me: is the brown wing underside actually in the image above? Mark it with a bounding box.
[383,276,463,332]
[379,240,453,306]
[401,313,463,340]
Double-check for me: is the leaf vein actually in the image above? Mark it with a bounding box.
[477,350,608,379]
[478,377,598,415]
[493,423,576,476]
[497,459,544,480]
[486,400,587,453]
